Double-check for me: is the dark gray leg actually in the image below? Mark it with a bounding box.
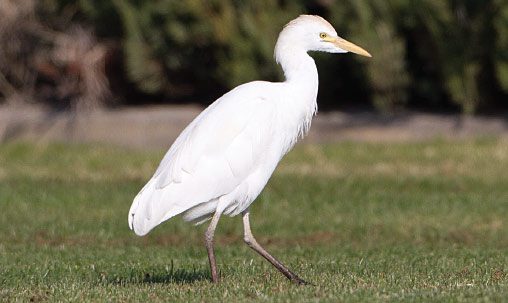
[205,210,222,283]
[242,210,310,285]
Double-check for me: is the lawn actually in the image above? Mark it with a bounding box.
[0,139,507,302]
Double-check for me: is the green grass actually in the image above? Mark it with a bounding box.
[1,139,507,302]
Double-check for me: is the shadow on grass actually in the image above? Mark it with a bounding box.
[105,267,210,285]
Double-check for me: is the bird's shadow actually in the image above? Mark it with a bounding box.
[105,267,210,285]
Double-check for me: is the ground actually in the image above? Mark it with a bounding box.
[0,140,507,302]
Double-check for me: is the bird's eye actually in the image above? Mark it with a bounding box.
[319,32,328,39]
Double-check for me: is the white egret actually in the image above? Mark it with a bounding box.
[128,15,371,284]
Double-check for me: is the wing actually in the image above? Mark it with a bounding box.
[129,81,277,235]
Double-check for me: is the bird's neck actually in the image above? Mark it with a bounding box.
[276,49,319,111]
[275,49,319,150]
[277,50,319,85]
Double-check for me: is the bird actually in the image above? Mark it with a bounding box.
[128,14,371,285]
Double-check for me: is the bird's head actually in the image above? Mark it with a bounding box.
[276,15,371,58]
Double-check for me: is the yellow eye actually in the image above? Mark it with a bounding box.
[319,32,327,39]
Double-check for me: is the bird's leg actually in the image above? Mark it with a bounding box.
[205,210,222,283]
[242,210,310,285]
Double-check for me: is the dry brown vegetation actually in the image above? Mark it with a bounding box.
[0,0,110,110]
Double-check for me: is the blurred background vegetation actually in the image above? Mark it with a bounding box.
[0,0,507,114]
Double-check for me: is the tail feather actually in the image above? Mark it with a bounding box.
[128,178,184,236]
[128,161,239,235]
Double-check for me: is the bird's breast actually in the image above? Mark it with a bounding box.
[273,91,317,154]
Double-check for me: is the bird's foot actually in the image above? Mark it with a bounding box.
[210,270,220,283]
[290,275,313,286]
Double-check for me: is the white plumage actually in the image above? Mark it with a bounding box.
[127,15,370,284]
[129,76,316,234]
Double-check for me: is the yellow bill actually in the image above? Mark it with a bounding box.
[330,37,372,57]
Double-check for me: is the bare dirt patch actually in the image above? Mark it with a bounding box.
[1,105,507,149]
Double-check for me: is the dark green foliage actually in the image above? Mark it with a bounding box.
[409,0,500,114]
[22,1,508,112]
[107,0,299,98]
[330,1,410,112]
[494,0,508,92]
